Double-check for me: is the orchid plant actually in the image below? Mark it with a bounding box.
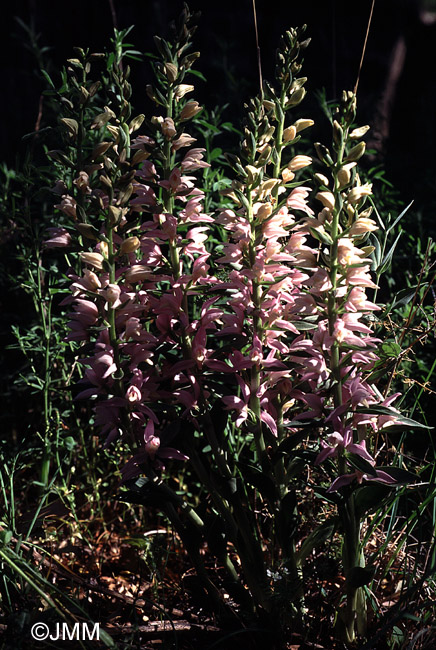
[42,6,424,646]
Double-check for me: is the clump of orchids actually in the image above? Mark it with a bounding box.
[44,7,418,646]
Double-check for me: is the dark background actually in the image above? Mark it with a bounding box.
[1,0,436,216]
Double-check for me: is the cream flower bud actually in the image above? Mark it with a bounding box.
[262,99,275,111]
[358,207,373,219]
[164,62,178,83]
[120,236,140,254]
[245,165,260,185]
[314,173,330,187]
[180,100,202,121]
[349,218,378,236]
[108,205,122,225]
[100,241,109,258]
[345,141,366,162]
[83,269,101,290]
[257,178,280,199]
[256,203,273,222]
[174,84,194,100]
[288,155,312,171]
[282,168,295,183]
[350,125,370,139]
[161,117,177,139]
[80,252,104,269]
[125,265,150,283]
[294,118,314,133]
[337,162,357,189]
[283,125,297,142]
[105,283,121,305]
[347,183,372,204]
[316,191,335,211]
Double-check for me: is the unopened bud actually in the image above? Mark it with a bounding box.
[347,183,372,204]
[120,236,140,254]
[314,173,330,187]
[350,125,370,140]
[180,100,202,121]
[161,117,176,139]
[263,99,275,111]
[245,165,260,185]
[174,84,194,100]
[316,191,335,211]
[294,118,314,133]
[314,142,334,166]
[345,141,366,163]
[125,264,150,283]
[84,269,101,289]
[80,252,104,269]
[337,163,356,189]
[105,283,121,305]
[288,155,312,171]
[92,141,113,159]
[286,87,306,108]
[257,145,272,166]
[100,242,109,258]
[75,223,99,240]
[106,124,120,141]
[283,125,297,142]
[282,168,295,183]
[108,205,122,225]
[256,203,273,222]
[128,114,145,134]
[145,436,160,459]
[333,120,343,146]
[164,62,178,83]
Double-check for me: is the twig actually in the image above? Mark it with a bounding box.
[354,0,376,95]
[108,0,118,30]
[252,0,263,98]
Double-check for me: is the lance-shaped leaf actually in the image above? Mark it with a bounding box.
[295,518,338,565]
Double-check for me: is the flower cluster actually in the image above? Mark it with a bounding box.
[43,17,415,643]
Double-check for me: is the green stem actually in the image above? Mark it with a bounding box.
[247,192,266,463]
[329,117,366,643]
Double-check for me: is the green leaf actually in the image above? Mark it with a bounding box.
[237,461,277,503]
[354,484,393,518]
[345,452,377,477]
[273,429,308,459]
[41,69,56,89]
[295,518,338,564]
[0,529,13,545]
[189,69,207,81]
[379,342,402,358]
[98,629,117,648]
[349,564,376,587]
[392,284,426,309]
[376,466,419,484]
[293,321,318,331]
[386,200,413,233]
[378,230,402,275]
[355,405,431,429]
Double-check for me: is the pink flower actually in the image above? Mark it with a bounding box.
[43,227,72,248]
[181,148,211,171]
